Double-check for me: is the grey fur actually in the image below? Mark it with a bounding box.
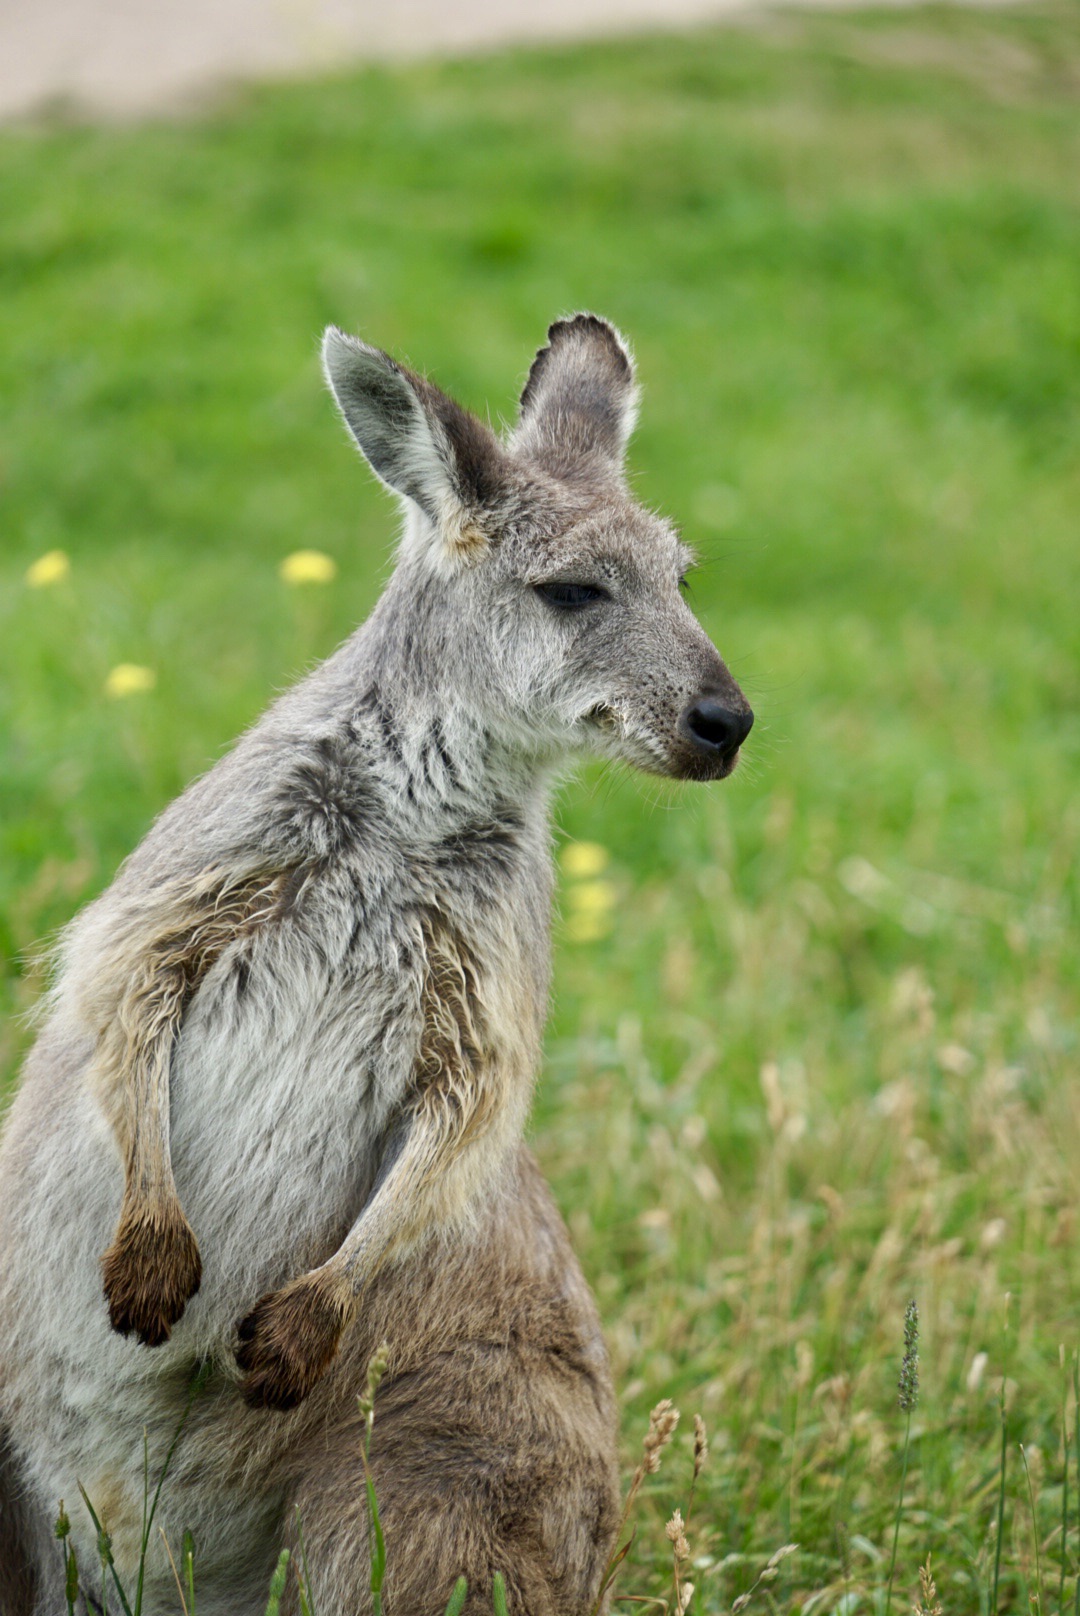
[0,315,751,1614]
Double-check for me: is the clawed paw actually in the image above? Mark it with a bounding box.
[235,1275,349,1412]
[101,1203,202,1347]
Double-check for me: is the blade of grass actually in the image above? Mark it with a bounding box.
[183,1531,196,1616]
[1021,1444,1043,1615]
[492,1572,509,1616]
[295,1513,315,1616]
[362,1460,386,1616]
[55,1502,79,1616]
[991,1302,1012,1616]
[1060,1351,1069,1616]
[264,1549,290,1616]
[358,1344,390,1616]
[78,1483,134,1616]
[65,1541,80,1616]
[443,1576,468,1616]
[885,1302,919,1616]
[596,1532,636,1608]
[1073,1353,1079,1616]
[883,1409,912,1616]
[992,1370,1008,1613]
[133,1360,211,1616]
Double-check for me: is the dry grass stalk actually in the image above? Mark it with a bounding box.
[913,1556,943,1616]
[159,1528,190,1616]
[666,1509,693,1615]
[589,1400,681,1616]
[665,1415,711,1614]
[729,1544,799,1614]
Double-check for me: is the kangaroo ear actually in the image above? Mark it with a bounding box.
[322,326,509,564]
[513,313,638,482]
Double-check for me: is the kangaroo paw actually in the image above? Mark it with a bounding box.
[101,1200,202,1347]
[235,1273,349,1412]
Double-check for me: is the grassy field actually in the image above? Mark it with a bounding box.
[2,5,1079,1610]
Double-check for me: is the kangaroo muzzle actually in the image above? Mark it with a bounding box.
[676,688,754,778]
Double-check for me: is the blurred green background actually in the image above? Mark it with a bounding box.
[2,6,1079,1610]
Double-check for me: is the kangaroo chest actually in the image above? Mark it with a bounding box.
[165,847,548,1324]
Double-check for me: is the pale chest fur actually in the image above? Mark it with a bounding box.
[162,832,551,1343]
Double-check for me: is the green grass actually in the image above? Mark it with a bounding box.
[2,6,1080,1610]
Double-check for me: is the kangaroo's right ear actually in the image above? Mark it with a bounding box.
[513,313,639,483]
[321,327,509,567]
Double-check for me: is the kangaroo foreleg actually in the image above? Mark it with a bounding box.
[87,867,286,1345]
[235,1076,506,1409]
[99,993,201,1347]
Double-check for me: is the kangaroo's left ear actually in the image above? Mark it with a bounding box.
[322,326,510,566]
[513,313,639,483]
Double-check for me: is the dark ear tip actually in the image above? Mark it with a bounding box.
[544,312,633,375]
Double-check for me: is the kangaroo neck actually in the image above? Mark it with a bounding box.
[346,581,555,846]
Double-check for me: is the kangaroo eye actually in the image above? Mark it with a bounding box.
[535,581,608,610]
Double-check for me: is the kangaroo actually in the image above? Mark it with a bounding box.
[0,314,753,1616]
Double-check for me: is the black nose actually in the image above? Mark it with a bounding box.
[680,695,754,759]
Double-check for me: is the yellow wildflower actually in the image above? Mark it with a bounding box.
[279,550,337,585]
[105,664,156,698]
[559,841,609,878]
[568,879,617,915]
[25,550,71,587]
[565,912,611,944]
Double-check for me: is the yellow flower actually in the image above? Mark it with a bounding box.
[279,550,337,585]
[565,912,611,944]
[559,841,609,878]
[564,879,617,943]
[568,879,617,915]
[25,550,71,587]
[105,664,156,698]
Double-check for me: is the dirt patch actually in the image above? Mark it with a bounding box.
[0,0,1020,123]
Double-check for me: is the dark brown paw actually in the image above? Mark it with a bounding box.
[101,1200,202,1347]
[235,1274,349,1412]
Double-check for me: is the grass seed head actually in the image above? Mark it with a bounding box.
[667,1507,693,1616]
[641,1398,680,1475]
[899,1299,920,1412]
[914,1555,942,1616]
[693,1413,709,1479]
[358,1340,390,1426]
[666,1509,690,1558]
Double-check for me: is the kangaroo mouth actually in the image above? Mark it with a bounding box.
[627,738,745,782]
[668,745,743,783]
[582,708,746,782]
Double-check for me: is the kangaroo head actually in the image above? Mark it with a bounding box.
[323,314,752,782]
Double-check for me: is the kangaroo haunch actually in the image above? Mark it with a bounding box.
[0,314,752,1616]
